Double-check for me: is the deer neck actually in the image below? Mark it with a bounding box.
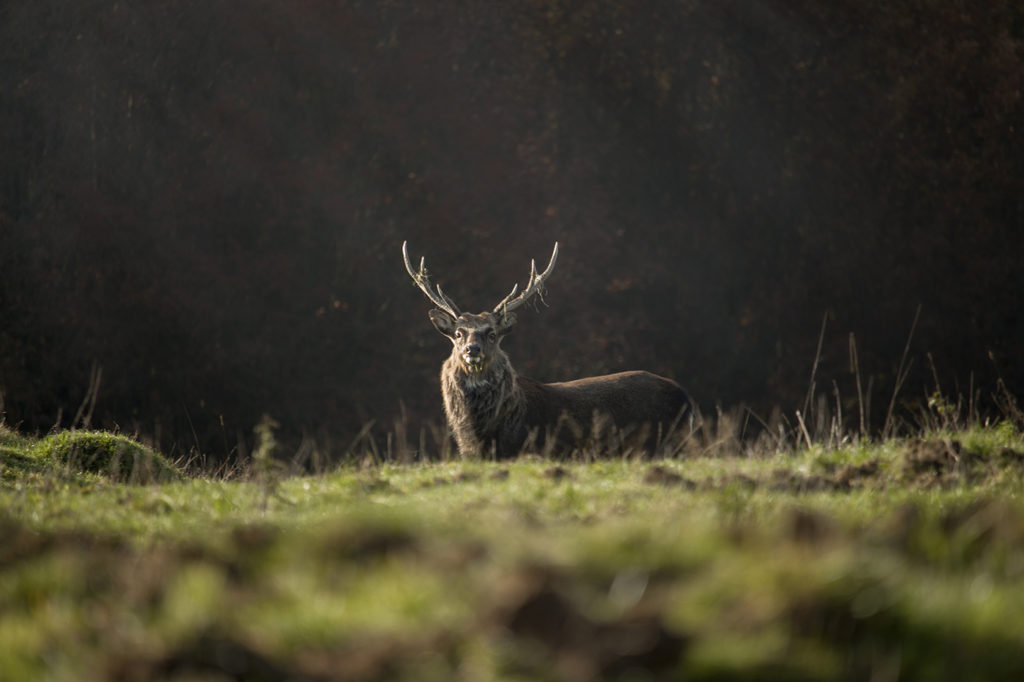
[444,348,519,401]
[441,349,523,452]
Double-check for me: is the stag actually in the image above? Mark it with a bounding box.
[403,241,693,459]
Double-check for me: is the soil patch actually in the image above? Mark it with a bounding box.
[495,572,688,681]
[543,466,572,481]
[643,465,696,489]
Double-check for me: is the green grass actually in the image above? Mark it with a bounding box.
[2,423,1024,680]
[1,425,180,485]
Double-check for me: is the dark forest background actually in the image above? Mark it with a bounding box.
[1,0,1022,460]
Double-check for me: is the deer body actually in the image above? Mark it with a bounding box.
[443,365,690,459]
[404,244,693,458]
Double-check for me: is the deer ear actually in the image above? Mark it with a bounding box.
[497,312,517,336]
[428,309,457,337]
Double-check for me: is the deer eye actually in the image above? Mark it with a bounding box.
[454,330,464,340]
[488,331,496,342]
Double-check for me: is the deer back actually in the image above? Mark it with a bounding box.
[518,371,692,453]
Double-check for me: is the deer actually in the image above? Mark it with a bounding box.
[403,241,693,459]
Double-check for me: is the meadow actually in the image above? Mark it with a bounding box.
[2,418,1024,681]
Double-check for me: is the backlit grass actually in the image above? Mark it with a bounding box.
[1,423,1023,680]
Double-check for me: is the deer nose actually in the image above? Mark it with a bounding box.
[465,344,481,357]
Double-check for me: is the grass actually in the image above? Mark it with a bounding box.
[1,425,180,485]
[2,421,1024,680]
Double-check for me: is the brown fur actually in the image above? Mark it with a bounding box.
[431,312,692,459]
[404,242,692,459]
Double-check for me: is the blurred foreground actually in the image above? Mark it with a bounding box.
[3,422,1024,680]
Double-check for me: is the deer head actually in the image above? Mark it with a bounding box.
[402,241,559,374]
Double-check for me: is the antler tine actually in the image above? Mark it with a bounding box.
[492,283,519,314]
[493,242,559,315]
[402,241,460,317]
[435,283,459,312]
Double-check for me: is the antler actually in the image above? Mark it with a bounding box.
[402,241,461,318]
[493,242,559,316]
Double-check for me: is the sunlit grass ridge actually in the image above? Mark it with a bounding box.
[1,419,1023,680]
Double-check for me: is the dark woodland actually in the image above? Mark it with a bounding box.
[1,1,1022,459]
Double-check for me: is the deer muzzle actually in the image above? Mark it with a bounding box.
[463,354,485,373]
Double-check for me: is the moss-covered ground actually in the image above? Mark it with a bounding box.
[2,422,1024,681]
